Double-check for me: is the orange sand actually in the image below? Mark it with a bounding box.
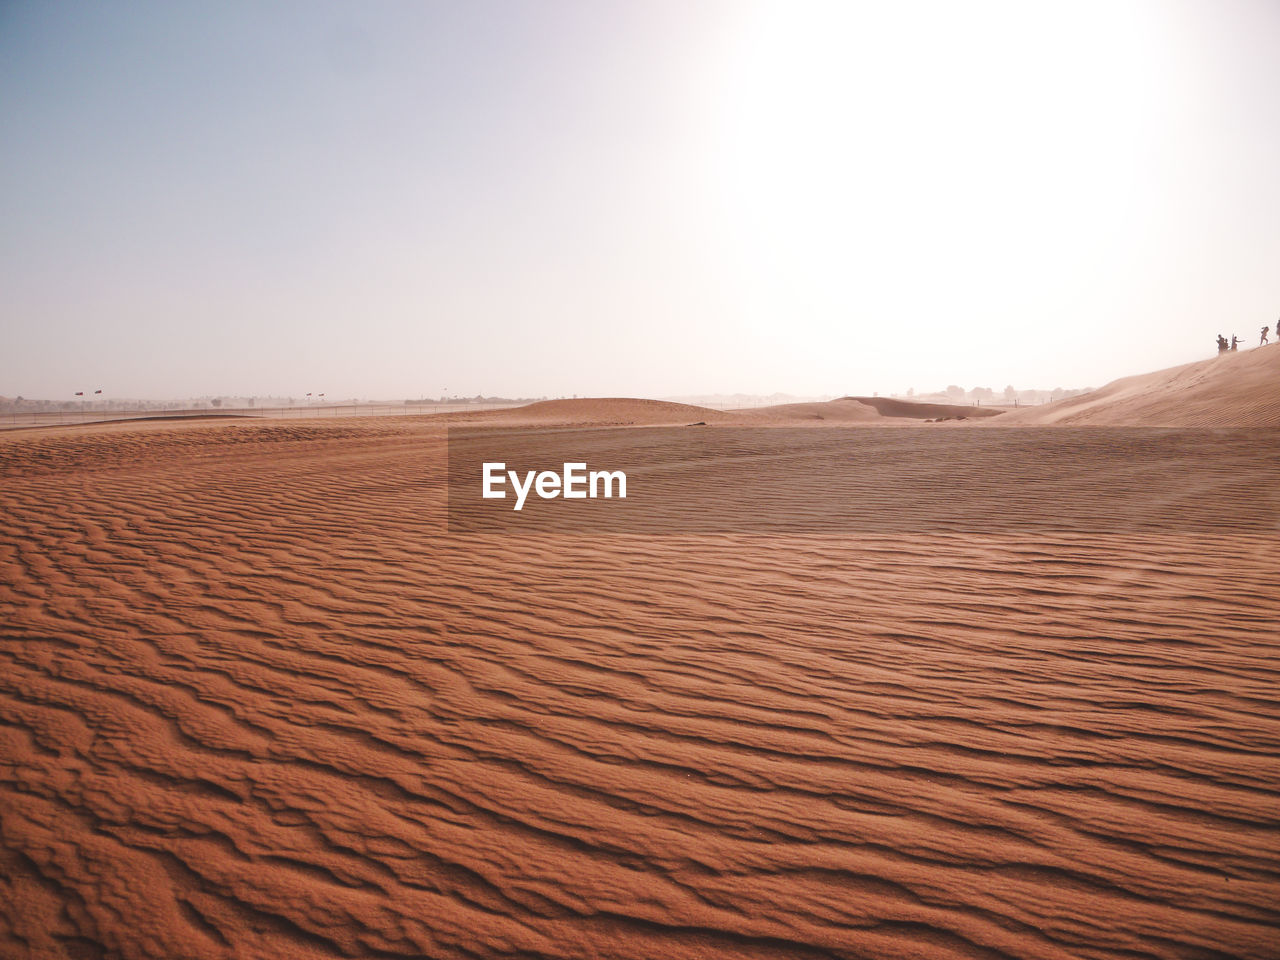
[2,365,1279,959]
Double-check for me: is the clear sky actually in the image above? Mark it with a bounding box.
[3,0,1278,401]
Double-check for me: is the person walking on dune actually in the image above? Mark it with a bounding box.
[1231,335,1242,351]
[1217,334,1229,354]
[1263,326,1271,346]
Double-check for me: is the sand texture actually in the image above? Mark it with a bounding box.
[1,411,1279,960]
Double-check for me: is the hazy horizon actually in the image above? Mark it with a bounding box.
[4,0,1278,402]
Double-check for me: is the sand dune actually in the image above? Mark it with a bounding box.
[729,397,999,423]
[2,414,1278,959]
[446,395,998,428]
[731,398,885,423]
[844,396,1002,421]
[450,397,734,427]
[997,344,1280,427]
[467,396,1000,428]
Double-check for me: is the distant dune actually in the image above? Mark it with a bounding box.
[450,395,998,428]
[844,396,1002,420]
[455,397,734,426]
[732,397,885,422]
[731,396,1000,423]
[997,344,1280,427]
[21,346,1277,438]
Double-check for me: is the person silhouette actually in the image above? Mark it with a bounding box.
[1263,326,1271,346]
[1217,334,1229,354]
[1231,335,1241,351]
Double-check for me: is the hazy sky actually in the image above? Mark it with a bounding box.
[3,0,1278,400]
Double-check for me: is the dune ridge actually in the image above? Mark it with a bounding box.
[997,344,1280,427]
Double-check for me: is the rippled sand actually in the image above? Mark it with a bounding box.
[1,416,1277,959]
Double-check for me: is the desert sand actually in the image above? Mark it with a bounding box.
[2,351,1279,959]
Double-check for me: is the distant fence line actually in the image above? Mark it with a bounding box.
[0,402,524,430]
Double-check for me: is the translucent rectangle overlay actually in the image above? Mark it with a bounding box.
[447,426,1280,536]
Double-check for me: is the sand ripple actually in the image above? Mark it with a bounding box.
[1,418,1277,959]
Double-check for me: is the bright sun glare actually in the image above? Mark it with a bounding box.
[711,0,1172,349]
